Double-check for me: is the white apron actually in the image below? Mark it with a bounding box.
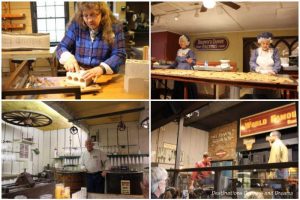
[256,48,274,74]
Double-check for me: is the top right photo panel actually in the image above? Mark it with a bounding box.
[151,1,298,99]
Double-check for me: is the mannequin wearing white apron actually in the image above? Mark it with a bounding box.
[253,47,281,98]
[255,48,275,74]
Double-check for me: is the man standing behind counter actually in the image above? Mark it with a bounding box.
[267,131,289,178]
[80,138,110,193]
[56,2,126,80]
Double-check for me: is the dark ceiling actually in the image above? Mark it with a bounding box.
[152,101,297,132]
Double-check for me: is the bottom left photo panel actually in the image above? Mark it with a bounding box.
[1,101,149,199]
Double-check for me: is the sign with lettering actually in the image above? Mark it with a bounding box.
[194,37,229,51]
[121,180,130,194]
[240,103,297,138]
[208,121,237,161]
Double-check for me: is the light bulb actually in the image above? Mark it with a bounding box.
[203,0,216,9]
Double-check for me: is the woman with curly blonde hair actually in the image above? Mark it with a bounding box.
[57,2,126,80]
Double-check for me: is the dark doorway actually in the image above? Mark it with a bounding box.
[243,36,298,72]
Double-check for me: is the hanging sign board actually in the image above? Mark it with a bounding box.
[194,37,229,51]
[208,121,237,161]
[240,103,297,138]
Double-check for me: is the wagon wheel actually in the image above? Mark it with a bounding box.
[2,110,52,127]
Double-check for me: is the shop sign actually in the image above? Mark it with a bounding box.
[240,103,297,138]
[208,121,237,161]
[194,37,229,51]
[216,150,228,158]
[121,180,130,194]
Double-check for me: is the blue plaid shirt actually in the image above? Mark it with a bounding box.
[56,21,126,73]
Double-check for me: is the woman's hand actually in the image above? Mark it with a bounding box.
[82,66,104,80]
[186,58,193,64]
[64,56,80,72]
[267,71,276,75]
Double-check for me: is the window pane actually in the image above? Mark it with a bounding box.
[46,6,55,18]
[46,1,54,6]
[37,7,46,18]
[49,31,57,42]
[47,19,56,31]
[55,1,64,6]
[55,6,65,17]
[37,19,46,31]
[56,19,65,31]
[36,1,46,7]
[57,31,65,42]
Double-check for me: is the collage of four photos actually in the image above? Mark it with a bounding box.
[1,0,299,199]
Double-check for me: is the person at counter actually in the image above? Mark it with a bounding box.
[151,167,168,199]
[80,138,110,193]
[189,152,212,190]
[249,32,281,98]
[171,35,198,99]
[56,2,126,80]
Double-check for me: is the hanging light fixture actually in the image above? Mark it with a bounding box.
[203,0,216,9]
[141,117,149,129]
[117,116,126,131]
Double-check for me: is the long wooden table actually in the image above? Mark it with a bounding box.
[151,69,298,99]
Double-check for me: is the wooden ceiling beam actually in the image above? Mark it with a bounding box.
[69,107,145,122]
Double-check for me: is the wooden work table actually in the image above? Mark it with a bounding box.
[151,69,298,99]
[3,75,147,99]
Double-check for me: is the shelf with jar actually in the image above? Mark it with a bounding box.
[108,154,149,170]
[1,139,34,162]
[52,147,83,169]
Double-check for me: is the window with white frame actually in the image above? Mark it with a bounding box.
[31,1,69,45]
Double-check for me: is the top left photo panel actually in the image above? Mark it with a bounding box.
[2,1,150,100]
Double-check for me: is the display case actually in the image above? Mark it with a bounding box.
[167,162,298,199]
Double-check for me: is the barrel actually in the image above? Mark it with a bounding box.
[55,171,85,194]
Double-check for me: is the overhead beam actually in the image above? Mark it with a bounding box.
[44,102,89,133]
[151,102,209,131]
[69,107,145,122]
[184,101,242,126]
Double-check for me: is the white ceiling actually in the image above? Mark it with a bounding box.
[151,1,298,34]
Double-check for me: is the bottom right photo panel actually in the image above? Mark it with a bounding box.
[151,101,298,199]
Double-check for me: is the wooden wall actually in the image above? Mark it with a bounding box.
[89,121,149,155]
[151,121,209,169]
[1,122,88,176]
[208,121,237,161]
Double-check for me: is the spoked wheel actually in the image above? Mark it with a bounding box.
[2,110,52,127]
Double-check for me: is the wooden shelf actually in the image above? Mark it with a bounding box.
[2,13,25,19]
[13,139,34,145]
[53,156,80,159]
[107,154,149,157]
[2,23,25,30]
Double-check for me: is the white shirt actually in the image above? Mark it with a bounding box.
[80,149,110,173]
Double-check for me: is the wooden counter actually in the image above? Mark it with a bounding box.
[151,69,298,99]
[87,192,144,199]
[55,171,85,194]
